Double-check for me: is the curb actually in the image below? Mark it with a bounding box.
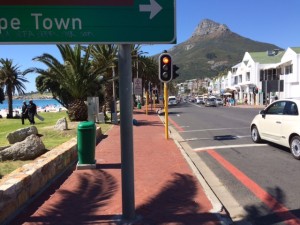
[158,114,233,225]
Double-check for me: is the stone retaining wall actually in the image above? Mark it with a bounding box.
[0,127,102,224]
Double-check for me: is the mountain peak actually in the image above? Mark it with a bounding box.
[192,19,230,38]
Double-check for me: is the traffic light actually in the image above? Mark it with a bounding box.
[173,64,180,79]
[159,53,173,83]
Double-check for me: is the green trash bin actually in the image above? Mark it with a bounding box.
[137,102,141,109]
[77,121,96,165]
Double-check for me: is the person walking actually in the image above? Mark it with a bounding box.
[27,100,37,125]
[21,101,28,125]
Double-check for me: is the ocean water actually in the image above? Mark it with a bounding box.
[0,99,62,110]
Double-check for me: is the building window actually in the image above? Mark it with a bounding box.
[238,75,242,83]
[277,67,282,75]
[285,65,293,74]
[267,69,272,80]
[260,70,264,81]
[246,72,250,81]
[234,76,238,85]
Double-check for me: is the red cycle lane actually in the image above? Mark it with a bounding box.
[207,149,300,225]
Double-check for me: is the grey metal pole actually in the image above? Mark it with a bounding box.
[118,44,135,221]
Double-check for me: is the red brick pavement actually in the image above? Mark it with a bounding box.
[10,110,226,225]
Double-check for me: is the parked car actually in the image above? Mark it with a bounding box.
[196,97,205,104]
[205,98,217,107]
[250,99,300,159]
[215,98,224,106]
[168,96,177,106]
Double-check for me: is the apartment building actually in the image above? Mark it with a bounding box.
[211,47,300,105]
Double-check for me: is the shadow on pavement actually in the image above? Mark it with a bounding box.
[11,169,118,225]
[135,173,220,225]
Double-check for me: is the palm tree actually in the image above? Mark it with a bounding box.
[134,54,159,104]
[0,59,29,118]
[0,87,4,104]
[89,44,118,117]
[25,44,102,121]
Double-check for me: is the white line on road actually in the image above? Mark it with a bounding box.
[193,143,268,152]
[180,127,249,133]
[184,137,214,141]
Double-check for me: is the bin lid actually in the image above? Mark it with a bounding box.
[78,121,96,129]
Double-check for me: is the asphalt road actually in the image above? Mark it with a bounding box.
[168,101,300,225]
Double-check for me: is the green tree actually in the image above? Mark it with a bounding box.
[0,59,29,118]
[89,44,118,116]
[25,44,102,121]
[131,45,159,103]
[0,87,4,104]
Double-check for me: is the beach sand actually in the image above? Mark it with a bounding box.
[0,106,67,118]
[0,109,21,118]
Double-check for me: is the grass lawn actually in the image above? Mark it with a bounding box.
[0,111,112,179]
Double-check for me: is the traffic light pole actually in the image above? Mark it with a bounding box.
[146,90,148,115]
[164,82,169,140]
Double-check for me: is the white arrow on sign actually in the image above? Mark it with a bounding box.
[139,0,162,20]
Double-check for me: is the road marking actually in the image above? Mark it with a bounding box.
[194,104,202,108]
[184,137,211,141]
[207,149,300,225]
[236,135,251,138]
[194,143,268,151]
[180,127,249,133]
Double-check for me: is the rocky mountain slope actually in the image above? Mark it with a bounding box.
[161,19,282,82]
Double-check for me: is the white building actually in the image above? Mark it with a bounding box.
[212,47,300,105]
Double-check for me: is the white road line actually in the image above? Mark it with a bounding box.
[180,127,249,133]
[184,137,215,141]
[193,104,202,108]
[236,135,251,138]
[194,143,268,152]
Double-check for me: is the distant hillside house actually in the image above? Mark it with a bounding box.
[210,47,300,105]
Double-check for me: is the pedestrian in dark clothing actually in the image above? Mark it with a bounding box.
[21,101,28,125]
[27,100,37,125]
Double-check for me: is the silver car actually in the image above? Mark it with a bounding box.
[205,98,217,107]
[215,98,224,106]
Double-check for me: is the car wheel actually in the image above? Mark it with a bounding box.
[290,136,300,160]
[251,125,261,143]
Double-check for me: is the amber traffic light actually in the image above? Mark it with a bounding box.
[159,53,173,83]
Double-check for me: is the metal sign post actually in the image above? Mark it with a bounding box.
[119,44,135,220]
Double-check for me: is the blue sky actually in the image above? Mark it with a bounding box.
[0,0,299,92]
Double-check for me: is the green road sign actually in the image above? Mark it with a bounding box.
[0,0,176,44]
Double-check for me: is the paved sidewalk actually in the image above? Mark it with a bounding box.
[10,110,229,225]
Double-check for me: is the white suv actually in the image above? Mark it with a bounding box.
[168,96,177,106]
